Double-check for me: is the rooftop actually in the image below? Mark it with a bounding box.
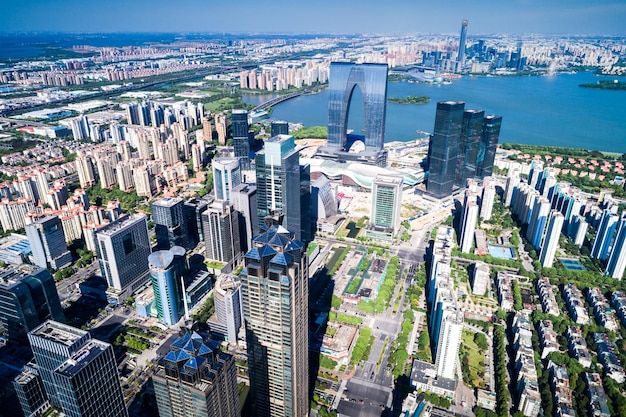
[30,320,87,346]
[55,340,108,377]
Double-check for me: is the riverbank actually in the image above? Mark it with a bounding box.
[387,95,430,104]
[579,80,626,91]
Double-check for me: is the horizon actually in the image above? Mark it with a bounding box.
[3,0,626,35]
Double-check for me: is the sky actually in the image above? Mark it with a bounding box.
[2,0,626,35]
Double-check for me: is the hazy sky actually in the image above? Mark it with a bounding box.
[2,0,626,35]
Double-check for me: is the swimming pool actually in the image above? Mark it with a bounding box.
[488,244,516,260]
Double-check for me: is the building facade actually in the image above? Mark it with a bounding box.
[232,109,250,169]
[149,247,186,326]
[25,216,72,270]
[213,158,242,202]
[202,200,241,265]
[152,197,189,250]
[240,225,309,417]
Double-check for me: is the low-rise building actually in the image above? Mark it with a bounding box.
[536,278,561,317]
[562,284,590,325]
[566,326,592,368]
[538,320,559,359]
[595,332,625,383]
[587,288,619,331]
[585,372,611,417]
[548,361,575,417]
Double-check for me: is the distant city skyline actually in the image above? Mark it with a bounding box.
[2,0,626,35]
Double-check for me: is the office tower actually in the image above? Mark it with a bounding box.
[299,164,312,243]
[152,197,189,250]
[54,338,128,417]
[126,103,140,125]
[427,101,465,198]
[539,211,564,268]
[231,109,250,168]
[27,321,127,416]
[591,209,619,261]
[475,115,502,178]
[0,265,64,344]
[271,121,289,137]
[526,196,551,250]
[322,62,388,166]
[184,198,209,248]
[231,183,258,253]
[25,216,72,270]
[27,321,91,407]
[434,309,464,379]
[255,134,305,241]
[480,177,496,221]
[213,158,242,201]
[215,113,227,146]
[149,246,186,326]
[202,200,241,264]
[152,328,239,417]
[457,19,469,70]
[456,109,485,187]
[75,156,96,188]
[369,175,403,235]
[606,212,626,279]
[96,214,151,303]
[311,175,337,222]
[213,274,244,343]
[240,224,309,417]
[14,366,49,417]
[460,191,479,253]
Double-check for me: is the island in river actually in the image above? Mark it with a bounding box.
[579,80,626,91]
[387,95,430,104]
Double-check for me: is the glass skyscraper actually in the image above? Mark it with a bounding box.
[255,134,307,242]
[456,110,485,187]
[148,246,186,326]
[0,265,64,344]
[25,215,72,271]
[476,115,502,178]
[232,109,250,169]
[240,224,309,417]
[427,101,465,199]
[212,157,242,202]
[152,197,189,250]
[321,62,388,166]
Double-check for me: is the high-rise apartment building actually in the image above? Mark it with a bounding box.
[368,175,403,238]
[95,214,151,303]
[213,158,242,202]
[434,309,464,379]
[25,216,73,270]
[591,209,618,261]
[230,184,258,253]
[240,224,309,417]
[460,191,479,253]
[202,200,241,265]
[75,156,96,188]
[255,134,306,242]
[152,197,189,250]
[606,211,626,279]
[152,328,239,417]
[526,196,551,250]
[480,177,496,221]
[231,109,250,168]
[0,265,64,344]
[212,274,244,343]
[25,321,127,416]
[149,247,186,326]
[539,211,564,268]
[215,113,227,146]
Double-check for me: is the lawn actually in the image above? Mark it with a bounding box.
[460,330,485,388]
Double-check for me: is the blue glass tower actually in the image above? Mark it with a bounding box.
[319,62,388,166]
[148,246,186,326]
[591,210,618,261]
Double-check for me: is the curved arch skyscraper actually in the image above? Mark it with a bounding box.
[318,62,388,166]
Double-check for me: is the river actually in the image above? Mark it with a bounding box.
[243,71,626,153]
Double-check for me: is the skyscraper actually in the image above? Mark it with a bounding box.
[75,156,96,188]
[271,121,289,137]
[212,158,242,202]
[25,321,127,416]
[457,19,469,71]
[149,247,186,326]
[434,309,464,379]
[25,215,72,270]
[320,62,388,166]
[213,274,244,343]
[460,192,479,253]
[427,101,465,199]
[591,209,619,261]
[480,177,496,221]
[255,134,305,241]
[202,200,241,265]
[539,211,564,268]
[456,109,484,187]
[231,109,250,168]
[95,214,151,303]
[184,198,209,248]
[475,115,502,178]
[368,175,403,238]
[0,265,64,344]
[526,196,551,250]
[152,197,189,250]
[14,366,48,417]
[231,183,258,253]
[606,211,626,279]
[152,328,239,417]
[240,224,309,417]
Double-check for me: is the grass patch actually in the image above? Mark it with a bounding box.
[459,330,485,388]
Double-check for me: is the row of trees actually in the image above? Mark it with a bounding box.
[387,309,414,378]
[492,325,510,417]
[349,327,373,365]
[358,256,400,313]
[328,311,362,326]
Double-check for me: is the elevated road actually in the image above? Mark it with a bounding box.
[250,87,315,113]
